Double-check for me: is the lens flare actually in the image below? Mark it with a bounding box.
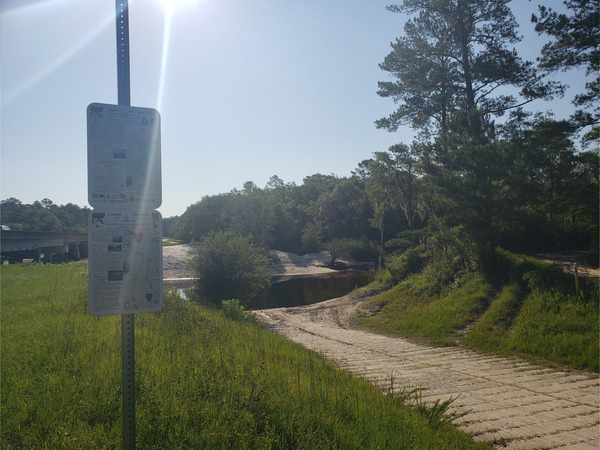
[153,0,199,110]
[2,1,114,106]
[155,0,199,16]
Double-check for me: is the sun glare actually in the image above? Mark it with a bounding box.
[2,2,115,106]
[154,0,199,17]
[153,0,200,110]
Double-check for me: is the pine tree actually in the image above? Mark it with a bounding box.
[377,0,562,135]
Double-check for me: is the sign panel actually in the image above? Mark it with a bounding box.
[87,103,161,210]
[88,210,163,316]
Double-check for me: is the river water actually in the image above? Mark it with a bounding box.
[176,271,373,310]
[249,272,373,310]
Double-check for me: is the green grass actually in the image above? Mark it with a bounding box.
[461,283,523,352]
[1,262,486,448]
[356,274,491,346]
[509,287,599,370]
[162,237,182,246]
[355,250,599,371]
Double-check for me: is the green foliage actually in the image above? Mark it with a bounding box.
[325,238,378,267]
[374,222,483,299]
[462,283,524,351]
[365,144,424,240]
[310,177,374,242]
[385,228,427,254]
[426,111,510,269]
[411,391,466,431]
[1,263,484,449]
[174,175,378,254]
[222,298,246,321]
[189,231,270,306]
[510,288,599,370]
[532,0,599,133]
[162,237,181,246]
[378,0,561,134]
[499,116,598,254]
[1,262,121,448]
[301,220,323,253]
[385,378,467,431]
[358,274,491,347]
[465,249,599,372]
[358,249,600,371]
[169,121,597,268]
[173,194,231,243]
[420,222,481,291]
[384,245,428,284]
[0,197,89,232]
[161,215,180,238]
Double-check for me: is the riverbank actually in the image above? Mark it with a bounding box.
[163,245,374,286]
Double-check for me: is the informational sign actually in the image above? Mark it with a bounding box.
[87,103,161,210]
[88,210,163,316]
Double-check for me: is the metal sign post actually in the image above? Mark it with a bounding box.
[116,2,135,448]
[116,0,131,107]
[121,313,136,449]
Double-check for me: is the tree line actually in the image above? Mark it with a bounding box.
[173,0,598,272]
[1,198,89,234]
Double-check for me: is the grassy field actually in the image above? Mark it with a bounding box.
[356,250,599,372]
[1,262,486,448]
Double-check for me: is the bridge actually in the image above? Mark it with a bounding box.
[1,230,88,264]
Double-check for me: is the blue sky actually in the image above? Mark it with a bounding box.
[1,0,588,217]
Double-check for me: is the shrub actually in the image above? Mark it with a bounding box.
[385,245,428,283]
[222,299,246,321]
[189,231,270,306]
[385,229,428,254]
[421,225,480,293]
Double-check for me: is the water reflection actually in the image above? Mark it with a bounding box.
[177,288,189,301]
[173,271,373,309]
[250,272,372,310]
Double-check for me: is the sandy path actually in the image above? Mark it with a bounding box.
[253,293,600,449]
[163,244,195,280]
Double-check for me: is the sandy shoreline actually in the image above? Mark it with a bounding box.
[162,244,359,286]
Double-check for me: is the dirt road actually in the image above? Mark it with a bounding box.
[253,292,600,449]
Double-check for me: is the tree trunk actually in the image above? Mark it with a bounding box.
[457,1,475,111]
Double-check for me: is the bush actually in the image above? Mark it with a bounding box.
[222,299,246,321]
[385,229,428,254]
[385,245,428,283]
[421,225,480,293]
[189,231,270,306]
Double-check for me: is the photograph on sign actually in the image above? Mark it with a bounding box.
[89,210,163,316]
[87,103,161,210]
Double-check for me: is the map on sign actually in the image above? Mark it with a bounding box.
[88,210,163,316]
[87,103,161,210]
